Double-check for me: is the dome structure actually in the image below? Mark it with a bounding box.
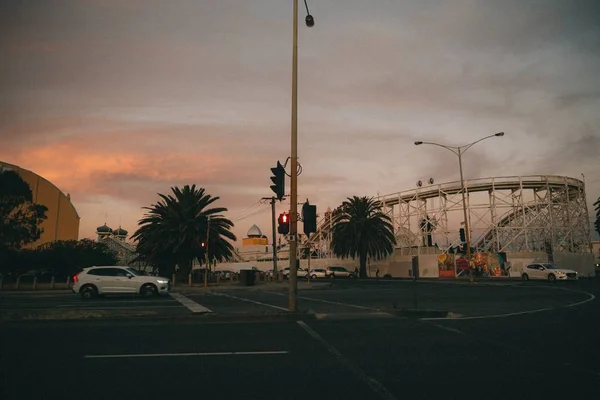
[246,224,263,238]
[113,227,128,236]
[96,223,113,233]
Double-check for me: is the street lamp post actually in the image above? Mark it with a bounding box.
[414,133,505,273]
[288,0,314,313]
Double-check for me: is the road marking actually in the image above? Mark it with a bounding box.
[548,286,596,308]
[422,287,596,320]
[425,322,463,334]
[268,292,376,311]
[169,292,212,314]
[422,307,554,321]
[211,292,288,311]
[84,351,288,359]
[297,321,398,400]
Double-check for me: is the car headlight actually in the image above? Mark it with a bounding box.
[156,279,169,284]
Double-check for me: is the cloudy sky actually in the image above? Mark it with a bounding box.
[2,0,599,243]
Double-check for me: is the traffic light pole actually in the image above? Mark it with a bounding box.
[270,197,278,280]
[288,0,299,313]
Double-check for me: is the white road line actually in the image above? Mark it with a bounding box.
[268,292,376,311]
[84,351,288,359]
[169,292,213,314]
[422,287,596,320]
[422,307,554,321]
[211,292,288,312]
[425,322,463,334]
[297,321,398,400]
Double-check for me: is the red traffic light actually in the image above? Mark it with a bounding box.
[278,212,290,235]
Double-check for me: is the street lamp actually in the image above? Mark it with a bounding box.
[414,132,505,273]
[288,0,314,312]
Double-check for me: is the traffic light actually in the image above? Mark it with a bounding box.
[270,161,285,201]
[302,203,317,235]
[459,228,466,243]
[277,212,290,235]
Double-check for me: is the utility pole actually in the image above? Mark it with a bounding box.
[270,197,278,279]
[289,0,299,313]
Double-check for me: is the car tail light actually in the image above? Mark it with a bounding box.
[73,273,80,283]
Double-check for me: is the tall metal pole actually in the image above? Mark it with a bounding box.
[204,215,211,288]
[288,0,299,312]
[457,149,472,272]
[271,197,279,279]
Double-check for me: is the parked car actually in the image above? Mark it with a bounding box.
[215,269,236,280]
[521,263,578,282]
[72,266,171,299]
[282,267,308,279]
[326,266,355,278]
[308,268,328,279]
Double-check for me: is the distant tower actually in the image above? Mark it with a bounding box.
[96,223,113,241]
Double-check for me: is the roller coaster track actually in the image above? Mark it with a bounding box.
[474,186,582,250]
[307,175,585,254]
[375,175,583,206]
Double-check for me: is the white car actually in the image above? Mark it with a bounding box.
[73,266,171,299]
[282,267,308,279]
[326,266,356,278]
[308,268,328,279]
[521,263,578,282]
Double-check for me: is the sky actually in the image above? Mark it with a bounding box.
[2,0,600,244]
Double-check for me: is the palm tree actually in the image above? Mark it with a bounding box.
[331,196,396,278]
[131,185,236,279]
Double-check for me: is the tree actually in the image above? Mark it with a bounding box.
[594,197,600,238]
[131,185,237,279]
[0,170,47,250]
[331,196,396,278]
[0,239,118,277]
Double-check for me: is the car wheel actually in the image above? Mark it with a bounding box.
[521,273,529,281]
[311,274,317,280]
[547,274,556,283]
[80,285,98,300]
[140,283,158,297]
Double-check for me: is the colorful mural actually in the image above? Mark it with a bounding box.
[437,254,456,278]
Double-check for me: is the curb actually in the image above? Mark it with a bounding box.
[1,311,317,325]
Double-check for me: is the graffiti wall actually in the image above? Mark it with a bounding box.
[437,254,456,278]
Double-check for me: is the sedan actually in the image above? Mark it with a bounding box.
[308,268,327,279]
[521,263,578,282]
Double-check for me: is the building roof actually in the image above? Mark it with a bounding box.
[113,227,128,236]
[247,224,263,237]
[96,223,113,233]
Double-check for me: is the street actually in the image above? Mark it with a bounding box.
[2,279,600,399]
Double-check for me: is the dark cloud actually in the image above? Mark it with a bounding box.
[2,0,599,241]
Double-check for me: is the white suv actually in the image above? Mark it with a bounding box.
[73,266,171,299]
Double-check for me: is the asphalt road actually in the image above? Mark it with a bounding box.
[2,280,600,399]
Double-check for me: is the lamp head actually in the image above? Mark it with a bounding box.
[414,141,423,145]
[305,14,314,27]
[494,132,505,137]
